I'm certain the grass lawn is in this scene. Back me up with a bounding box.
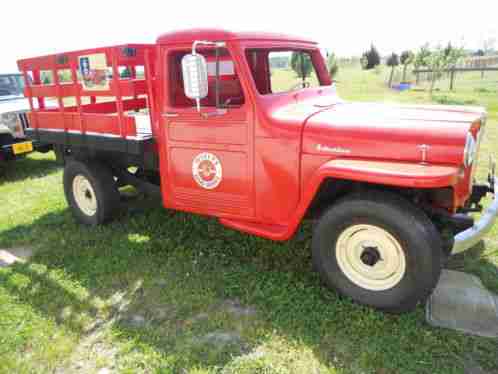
[0,65,497,374]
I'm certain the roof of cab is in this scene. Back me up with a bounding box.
[156,28,317,45]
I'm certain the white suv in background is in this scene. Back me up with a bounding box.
[0,73,50,161]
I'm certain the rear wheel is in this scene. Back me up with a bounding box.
[312,191,443,313]
[63,160,119,225]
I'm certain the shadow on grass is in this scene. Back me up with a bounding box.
[0,151,60,184]
[1,203,497,373]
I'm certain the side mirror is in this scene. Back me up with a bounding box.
[181,53,208,111]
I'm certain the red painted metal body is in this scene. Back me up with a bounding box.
[17,29,486,241]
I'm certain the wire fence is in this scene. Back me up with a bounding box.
[411,67,498,92]
[337,55,498,93]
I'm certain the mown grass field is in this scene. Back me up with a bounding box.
[1,65,497,374]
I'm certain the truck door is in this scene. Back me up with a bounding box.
[160,46,255,219]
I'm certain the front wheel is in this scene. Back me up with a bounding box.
[312,191,443,313]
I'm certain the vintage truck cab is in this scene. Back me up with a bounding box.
[18,29,497,312]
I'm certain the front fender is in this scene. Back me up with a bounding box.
[220,159,460,242]
[289,159,460,238]
[311,159,460,189]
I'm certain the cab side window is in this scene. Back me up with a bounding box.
[168,48,245,108]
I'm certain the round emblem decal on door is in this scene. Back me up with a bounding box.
[192,152,223,190]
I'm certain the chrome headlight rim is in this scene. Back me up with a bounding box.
[463,132,477,168]
[0,112,22,136]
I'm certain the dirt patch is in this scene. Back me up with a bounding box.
[220,299,257,317]
[0,247,35,267]
[201,331,242,347]
[54,323,118,374]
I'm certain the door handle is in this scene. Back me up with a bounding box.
[163,112,179,118]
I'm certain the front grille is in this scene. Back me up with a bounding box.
[18,112,29,130]
[471,117,486,182]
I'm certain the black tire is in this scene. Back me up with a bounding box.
[63,160,120,225]
[312,190,443,313]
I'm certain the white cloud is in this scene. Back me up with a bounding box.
[1,0,497,72]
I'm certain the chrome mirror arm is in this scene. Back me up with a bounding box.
[189,40,226,114]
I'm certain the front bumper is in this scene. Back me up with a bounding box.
[452,177,498,254]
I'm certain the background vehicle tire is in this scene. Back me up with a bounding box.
[36,144,52,153]
[63,160,119,225]
[312,190,443,313]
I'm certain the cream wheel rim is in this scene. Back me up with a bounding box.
[335,224,406,291]
[72,175,97,216]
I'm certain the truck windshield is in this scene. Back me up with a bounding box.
[0,74,25,99]
[245,49,325,95]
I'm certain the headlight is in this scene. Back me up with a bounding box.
[0,112,23,137]
[0,113,18,132]
[463,132,477,167]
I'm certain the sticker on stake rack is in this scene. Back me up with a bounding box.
[192,152,222,190]
[78,53,109,91]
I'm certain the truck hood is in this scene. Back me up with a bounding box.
[303,102,485,165]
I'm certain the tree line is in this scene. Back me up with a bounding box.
[361,43,471,94]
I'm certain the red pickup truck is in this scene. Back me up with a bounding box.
[18,29,497,312]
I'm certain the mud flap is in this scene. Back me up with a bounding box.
[426,270,498,338]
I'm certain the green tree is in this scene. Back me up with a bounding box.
[291,52,313,83]
[413,44,431,85]
[120,67,132,79]
[41,72,52,85]
[414,44,430,69]
[423,42,465,96]
[361,44,381,70]
[482,37,496,55]
[327,52,339,78]
[58,70,72,83]
[386,53,399,88]
[400,50,414,83]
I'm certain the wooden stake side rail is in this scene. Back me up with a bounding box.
[18,44,157,155]
[24,79,149,99]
